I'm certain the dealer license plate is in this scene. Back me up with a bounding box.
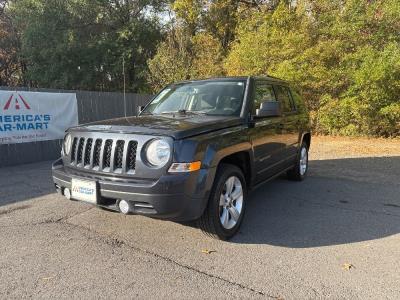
[71,178,97,204]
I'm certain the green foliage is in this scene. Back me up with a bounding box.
[379,103,400,137]
[147,0,233,90]
[1,0,399,136]
[147,29,224,90]
[224,0,400,137]
[318,43,400,137]
[9,0,164,92]
[0,0,22,86]
[147,28,194,91]
[172,0,202,34]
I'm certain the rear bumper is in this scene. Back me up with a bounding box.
[52,158,216,221]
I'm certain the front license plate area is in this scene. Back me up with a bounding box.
[71,178,97,204]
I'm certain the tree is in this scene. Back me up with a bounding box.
[147,28,224,90]
[225,0,400,136]
[9,0,165,92]
[147,28,194,91]
[0,0,23,86]
[2,0,399,136]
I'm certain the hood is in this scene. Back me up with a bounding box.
[70,114,244,139]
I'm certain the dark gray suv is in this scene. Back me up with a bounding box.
[52,76,311,240]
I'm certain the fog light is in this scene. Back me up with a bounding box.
[64,188,71,200]
[119,200,131,214]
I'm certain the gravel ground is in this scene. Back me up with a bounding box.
[310,136,400,159]
[0,136,399,299]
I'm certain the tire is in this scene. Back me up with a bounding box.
[287,141,309,181]
[197,164,247,240]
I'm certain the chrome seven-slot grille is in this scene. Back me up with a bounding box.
[70,137,138,173]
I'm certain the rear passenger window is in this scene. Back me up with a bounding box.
[252,82,277,114]
[290,89,306,113]
[274,85,295,113]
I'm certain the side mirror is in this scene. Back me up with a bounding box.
[256,101,281,117]
[138,105,144,114]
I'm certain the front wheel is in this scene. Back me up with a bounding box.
[197,164,247,240]
[287,142,309,181]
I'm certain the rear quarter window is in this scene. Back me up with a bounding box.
[252,82,277,115]
[290,89,307,114]
[273,85,295,113]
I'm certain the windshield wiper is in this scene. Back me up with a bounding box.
[159,110,206,116]
[179,109,207,115]
[159,111,179,115]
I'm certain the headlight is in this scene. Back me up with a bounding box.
[63,133,72,155]
[145,139,171,167]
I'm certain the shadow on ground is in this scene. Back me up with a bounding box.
[1,157,400,249]
[0,161,55,207]
[230,156,400,247]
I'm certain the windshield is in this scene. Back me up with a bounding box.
[142,80,246,116]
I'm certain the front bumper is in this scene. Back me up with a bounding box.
[52,158,216,221]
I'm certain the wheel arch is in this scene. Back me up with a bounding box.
[216,151,253,188]
[301,132,311,150]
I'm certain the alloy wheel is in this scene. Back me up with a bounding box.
[299,146,308,176]
[219,176,243,230]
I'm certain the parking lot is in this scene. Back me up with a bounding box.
[1,136,399,299]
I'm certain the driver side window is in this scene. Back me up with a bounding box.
[252,82,277,115]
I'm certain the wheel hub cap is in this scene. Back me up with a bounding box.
[219,176,243,230]
[300,147,308,176]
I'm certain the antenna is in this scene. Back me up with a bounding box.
[123,56,127,118]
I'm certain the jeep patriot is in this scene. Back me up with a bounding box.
[52,76,311,240]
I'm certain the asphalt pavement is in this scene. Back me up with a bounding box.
[1,137,399,299]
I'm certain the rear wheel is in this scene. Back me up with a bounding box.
[197,164,247,240]
[287,141,309,181]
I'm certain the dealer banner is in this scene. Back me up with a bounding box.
[0,90,78,144]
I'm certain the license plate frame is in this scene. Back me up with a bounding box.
[71,178,98,204]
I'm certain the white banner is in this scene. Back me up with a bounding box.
[0,90,78,144]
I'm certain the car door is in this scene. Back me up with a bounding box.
[248,80,287,183]
[273,85,300,166]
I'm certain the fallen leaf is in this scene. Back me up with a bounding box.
[342,263,355,270]
[201,249,216,254]
[41,276,54,280]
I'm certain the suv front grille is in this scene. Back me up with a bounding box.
[127,141,138,171]
[93,139,102,167]
[114,140,125,169]
[71,137,78,161]
[70,136,138,173]
[84,138,93,166]
[76,138,85,164]
[103,139,113,168]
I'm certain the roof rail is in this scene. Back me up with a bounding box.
[265,75,282,80]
